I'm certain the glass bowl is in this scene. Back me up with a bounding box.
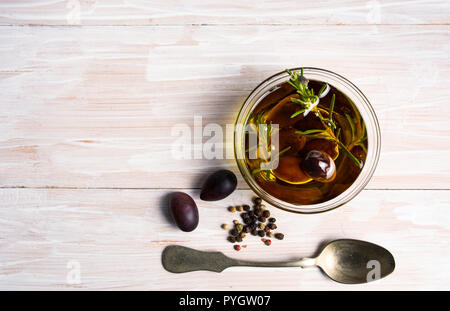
[234,67,381,214]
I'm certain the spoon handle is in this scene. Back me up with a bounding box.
[161,245,316,273]
[230,257,316,269]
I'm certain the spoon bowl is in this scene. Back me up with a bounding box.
[315,239,395,284]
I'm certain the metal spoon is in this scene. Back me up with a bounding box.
[162,239,395,284]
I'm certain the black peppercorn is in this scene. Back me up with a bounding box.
[262,210,270,218]
[241,212,249,219]
[251,229,258,236]
[255,209,263,217]
[257,230,265,237]
[274,233,284,240]
[243,226,251,233]
[230,229,239,236]
[243,204,250,211]
[253,197,262,205]
[244,218,252,225]
[248,211,254,217]
[268,217,276,223]
[258,216,266,223]
[228,236,236,243]
[236,236,243,242]
[268,223,277,230]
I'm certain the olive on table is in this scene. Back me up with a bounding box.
[169,192,199,232]
[301,150,336,182]
[200,169,237,201]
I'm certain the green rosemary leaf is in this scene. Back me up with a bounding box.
[314,134,362,167]
[277,146,292,157]
[318,83,328,97]
[335,140,362,168]
[287,80,298,90]
[345,113,356,138]
[300,67,304,76]
[290,109,306,119]
[329,94,335,122]
[355,142,368,154]
[291,97,307,106]
[295,129,326,135]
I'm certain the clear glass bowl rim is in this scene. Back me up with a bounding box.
[234,67,381,214]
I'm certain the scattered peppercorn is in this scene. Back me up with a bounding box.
[230,229,239,236]
[228,236,236,243]
[225,199,284,250]
[274,233,284,240]
[268,223,277,230]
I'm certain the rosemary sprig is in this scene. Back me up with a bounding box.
[276,146,292,158]
[329,94,335,122]
[286,68,365,168]
[315,134,362,168]
[318,83,329,97]
[290,109,306,119]
[295,129,326,135]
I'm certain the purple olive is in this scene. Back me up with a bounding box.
[302,150,336,182]
[200,169,237,201]
[169,192,199,232]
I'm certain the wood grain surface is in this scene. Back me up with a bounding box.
[1,188,449,290]
[0,0,449,290]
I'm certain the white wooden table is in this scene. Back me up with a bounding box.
[0,0,449,290]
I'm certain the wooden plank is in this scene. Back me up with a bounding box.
[0,25,449,189]
[0,188,448,290]
[0,0,448,25]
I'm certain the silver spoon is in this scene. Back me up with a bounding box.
[162,239,395,284]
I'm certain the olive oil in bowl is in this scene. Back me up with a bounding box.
[235,68,379,212]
